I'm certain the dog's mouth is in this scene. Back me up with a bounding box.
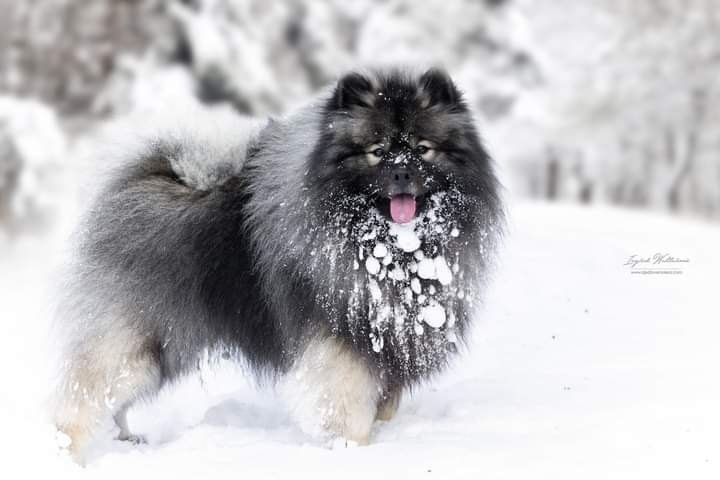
[376,194,428,224]
[389,194,416,224]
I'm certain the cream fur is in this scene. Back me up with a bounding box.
[284,336,381,444]
[53,326,161,462]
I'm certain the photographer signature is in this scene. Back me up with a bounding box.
[624,253,689,274]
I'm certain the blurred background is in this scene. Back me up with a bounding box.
[1,0,719,240]
[1,3,719,473]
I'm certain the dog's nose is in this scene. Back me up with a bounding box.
[390,168,415,191]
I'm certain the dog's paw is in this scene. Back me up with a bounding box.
[116,433,147,445]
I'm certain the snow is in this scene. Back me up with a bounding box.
[410,277,422,295]
[420,303,446,329]
[389,222,421,253]
[381,253,392,266]
[372,243,388,258]
[433,256,453,286]
[416,258,436,280]
[346,194,468,357]
[364,256,380,275]
[387,266,406,282]
[1,202,719,478]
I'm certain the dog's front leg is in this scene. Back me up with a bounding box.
[287,335,380,445]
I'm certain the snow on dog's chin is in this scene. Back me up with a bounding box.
[344,192,472,357]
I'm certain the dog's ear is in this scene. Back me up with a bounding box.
[419,68,461,107]
[331,72,374,110]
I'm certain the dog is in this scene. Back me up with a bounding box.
[53,68,503,461]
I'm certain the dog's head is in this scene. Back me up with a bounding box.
[308,68,497,226]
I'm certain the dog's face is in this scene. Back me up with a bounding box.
[308,69,494,226]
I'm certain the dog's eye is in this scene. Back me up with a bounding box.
[416,141,435,160]
[366,144,385,166]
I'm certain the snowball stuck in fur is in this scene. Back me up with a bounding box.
[373,243,388,258]
[421,303,446,328]
[365,256,381,275]
[434,256,453,286]
[417,258,436,279]
[389,223,421,252]
[410,277,422,295]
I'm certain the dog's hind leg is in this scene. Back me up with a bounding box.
[54,329,162,462]
[113,405,146,444]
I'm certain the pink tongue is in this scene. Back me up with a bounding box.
[390,194,416,224]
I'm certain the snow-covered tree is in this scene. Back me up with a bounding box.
[1,0,718,225]
[0,97,67,233]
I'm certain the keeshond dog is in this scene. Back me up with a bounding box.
[53,68,502,461]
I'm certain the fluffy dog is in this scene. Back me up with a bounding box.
[53,68,503,460]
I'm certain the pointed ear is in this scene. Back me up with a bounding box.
[419,68,460,107]
[331,72,374,110]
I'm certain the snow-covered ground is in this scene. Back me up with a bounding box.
[0,201,717,479]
